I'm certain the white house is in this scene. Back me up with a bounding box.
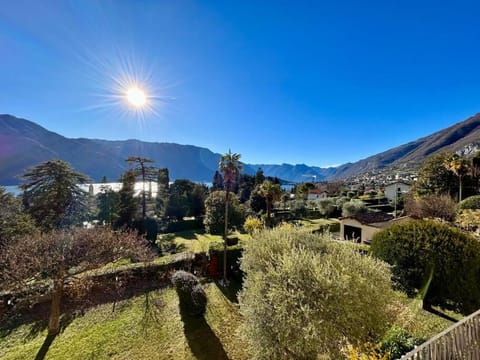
[384,181,411,202]
[340,213,411,244]
[307,189,329,200]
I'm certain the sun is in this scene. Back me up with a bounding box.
[126,87,147,107]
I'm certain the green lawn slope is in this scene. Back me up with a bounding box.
[0,283,248,360]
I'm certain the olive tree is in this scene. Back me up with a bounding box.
[239,228,394,359]
[0,227,152,335]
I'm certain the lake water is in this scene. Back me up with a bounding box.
[3,185,21,196]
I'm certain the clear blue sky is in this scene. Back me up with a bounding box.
[1,0,480,167]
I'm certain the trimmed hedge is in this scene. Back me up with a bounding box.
[165,218,204,233]
[371,219,480,314]
[171,270,207,316]
[458,195,480,210]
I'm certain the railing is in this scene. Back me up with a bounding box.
[400,308,480,359]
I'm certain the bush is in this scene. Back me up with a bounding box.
[204,191,245,235]
[171,270,207,316]
[406,194,457,221]
[380,326,423,359]
[164,218,204,233]
[239,228,394,359]
[244,216,263,235]
[371,219,480,314]
[342,199,368,217]
[458,195,480,210]
[133,217,158,242]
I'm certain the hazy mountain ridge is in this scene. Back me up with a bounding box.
[2,113,480,185]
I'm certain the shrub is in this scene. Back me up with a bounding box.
[342,199,368,217]
[244,216,263,235]
[458,195,480,210]
[405,194,456,221]
[380,326,423,359]
[204,191,245,235]
[239,228,394,359]
[164,218,204,233]
[371,219,480,314]
[171,270,207,316]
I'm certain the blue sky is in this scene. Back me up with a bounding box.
[1,0,480,167]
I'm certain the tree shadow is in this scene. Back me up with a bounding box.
[179,306,229,360]
[214,279,241,304]
[424,306,459,323]
[34,333,57,360]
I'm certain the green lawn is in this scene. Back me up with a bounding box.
[0,282,249,360]
[296,218,340,232]
[157,230,251,254]
[0,282,462,360]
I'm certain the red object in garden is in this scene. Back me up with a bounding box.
[208,255,219,278]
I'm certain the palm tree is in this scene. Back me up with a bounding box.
[445,155,470,201]
[219,150,242,284]
[260,180,282,226]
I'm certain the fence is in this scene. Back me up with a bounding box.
[400,308,480,359]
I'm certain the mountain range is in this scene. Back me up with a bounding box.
[1,113,480,185]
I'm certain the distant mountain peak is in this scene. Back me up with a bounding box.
[2,113,480,185]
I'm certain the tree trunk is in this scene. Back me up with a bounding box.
[459,176,463,202]
[48,275,64,336]
[223,189,230,284]
[142,167,146,219]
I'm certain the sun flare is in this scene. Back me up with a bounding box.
[126,87,147,107]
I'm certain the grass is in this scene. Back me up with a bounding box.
[0,282,248,360]
[0,281,464,360]
[157,230,251,254]
[390,291,463,341]
[296,218,340,232]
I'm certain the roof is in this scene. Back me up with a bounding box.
[341,212,394,225]
[385,181,412,187]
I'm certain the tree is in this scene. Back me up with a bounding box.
[165,179,196,220]
[219,150,243,283]
[317,198,336,218]
[0,187,36,245]
[414,152,457,196]
[125,157,156,219]
[342,199,368,217]
[444,155,470,201]
[115,170,137,228]
[371,219,480,314]
[20,160,89,230]
[211,171,224,191]
[189,183,207,217]
[156,168,170,217]
[97,176,119,225]
[254,167,265,186]
[0,227,152,335]
[238,173,255,203]
[259,180,281,226]
[239,228,393,359]
[204,191,245,235]
[405,194,457,221]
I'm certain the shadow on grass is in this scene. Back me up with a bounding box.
[214,279,241,304]
[424,306,459,323]
[34,333,57,360]
[179,306,229,360]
